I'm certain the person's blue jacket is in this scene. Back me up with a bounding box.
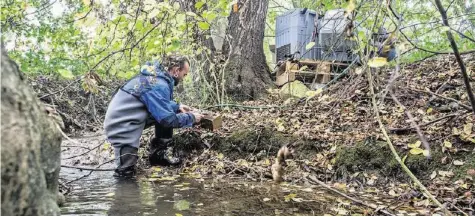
[104,60,194,150]
[121,60,195,128]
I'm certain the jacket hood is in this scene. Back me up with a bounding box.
[140,60,174,85]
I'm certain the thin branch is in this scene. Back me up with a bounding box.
[63,158,116,185]
[434,0,475,114]
[366,66,451,215]
[388,72,432,157]
[307,175,394,216]
[65,0,94,24]
[63,142,103,160]
[389,113,459,132]
[90,12,167,71]
[448,26,475,43]
[39,77,83,99]
[62,145,92,150]
[61,164,115,171]
[23,0,57,16]
[400,30,475,55]
[445,0,456,13]
[368,3,451,215]
[409,88,473,111]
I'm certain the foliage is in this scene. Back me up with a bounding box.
[2,0,231,80]
[2,0,474,103]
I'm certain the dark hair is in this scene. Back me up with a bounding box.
[162,54,189,71]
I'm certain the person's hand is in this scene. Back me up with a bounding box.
[191,112,204,123]
[179,104,191,113]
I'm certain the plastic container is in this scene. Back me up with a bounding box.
[275,8,319,61]
[318,9,356,52]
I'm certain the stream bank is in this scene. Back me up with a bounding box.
[34,54,474,215]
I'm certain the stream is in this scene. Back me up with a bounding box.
[59,133,425,216]
[61,168,216,216]
[60,166,333,216]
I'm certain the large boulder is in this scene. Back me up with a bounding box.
[1,46,62,215]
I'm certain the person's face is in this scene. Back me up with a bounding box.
[170,62,189,82]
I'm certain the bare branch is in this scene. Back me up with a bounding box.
[434,0,475,114]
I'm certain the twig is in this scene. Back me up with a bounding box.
[374,6,451,214]
[366,65,452,216]
[63,158,116,185]
[387,66,432,156]
[409,88,472,111]
[63,142,103,160]
[56,124,85,146]
[306,175,394,216]
[204,104,286,110]
[389,113,458,132]
[434,0,475,115]
[39,77,82,99]
[61,145,92,150]
[452,205,468,216]
[61,164,115,171]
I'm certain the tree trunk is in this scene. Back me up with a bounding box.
[223,0,272,100]
[1,45,62,215]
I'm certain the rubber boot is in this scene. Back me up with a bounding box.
[113,145,138,178]
[149,138,181,166]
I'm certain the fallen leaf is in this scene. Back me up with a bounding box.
[291,197,304,202]
[443,140,452,148]
[388,190,397,196]
[174,200,190,211]
[284,193,297,202]
[438,170,454,177]
[175,213,182,216]
[263,198,271,202]
[453,160,464,166]
[410,148,424,155]
[408,141,421,148]
[426,107,433,114]
[368,57,388,68]
[463,123,473,135]
[430,171,437,180]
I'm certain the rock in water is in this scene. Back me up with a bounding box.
[1,45,62,215]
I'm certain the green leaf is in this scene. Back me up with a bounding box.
[174,200,190,211]
[410,148,424,155]
[195,1,205,10]
[305,42,315,50]
[197,22,210,30]
[284,193,296,202]
[441,26,450,32]
[443,140,452,148]
[368,57,388,68]
[185,11,197,17]
[408,141,421,149]
[58,69,74,79]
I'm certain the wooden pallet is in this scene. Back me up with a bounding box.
[275,60,346,86]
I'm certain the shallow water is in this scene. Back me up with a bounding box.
[61,168,209,216]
